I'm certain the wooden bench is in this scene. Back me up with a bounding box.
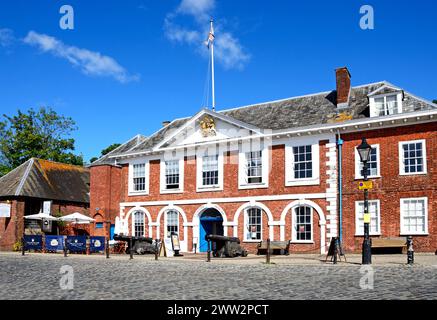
[257,241,290,255]
[371,237,407,253]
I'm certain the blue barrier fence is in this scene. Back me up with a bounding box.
[23,235,43,251]
[89,236,105,252]
[67,236,87,253]
[45,235,65,251]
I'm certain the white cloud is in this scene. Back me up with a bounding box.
[23,31,139,83]
[165,0,250,70]
[0,28,14,47]
[177,0,215,20]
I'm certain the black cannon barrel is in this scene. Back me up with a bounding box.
[206,234,240,243]
[113,234,153,243]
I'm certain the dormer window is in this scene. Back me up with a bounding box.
[369,93,402,117]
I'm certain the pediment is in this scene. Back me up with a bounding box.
[155,109,262,149]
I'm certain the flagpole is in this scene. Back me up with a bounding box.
[210,18,215,112]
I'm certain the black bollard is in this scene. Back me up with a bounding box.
[155,239,159,261]
[63,237,68,257]
[266,238,271,264]
[407,236,414,265]
[333,237,338,264]
[106,238,110,259]
[21,236,25,256]
[207,240,211,262]
[129,237,133,260]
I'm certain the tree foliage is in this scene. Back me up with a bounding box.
[433,100,437,104]
[90,143,121,163]
[0,107,83,176]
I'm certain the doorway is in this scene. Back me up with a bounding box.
[199,208,224,252]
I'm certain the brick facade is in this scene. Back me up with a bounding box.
[341,122,437,252]
[91,140,335,254]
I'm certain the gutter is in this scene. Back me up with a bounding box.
[336,132,344,244]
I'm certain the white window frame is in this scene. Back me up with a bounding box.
[128,159,150,196]
[160,156,184,194]
[398,140,427,176]
[243,207,263,242]
[238,144,269,189]
[132,211,146,237]
[164,210,180,238]
[369,93,403,117]
[291,206,314,244]
[196,150,224,192]
[355,200,381,236]
[285,138,320,186]
[400,197,428,235]
[354,144,380,179]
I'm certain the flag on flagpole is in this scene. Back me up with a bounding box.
[205,19,215,48]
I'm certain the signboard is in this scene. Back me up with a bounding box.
[43,201,52,214]
[171,233,181,251]
[358,181,373,190]
[24,235,43,251]
[363,212,371,224]
[163,238,174,256]
[90,236,105,252]
[0,203,11,218]
[45,235,65,251]
[67,236,87,252]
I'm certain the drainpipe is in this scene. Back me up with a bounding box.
[337,133,344,244]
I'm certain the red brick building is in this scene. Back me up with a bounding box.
[90,67,436,254]
[0,158,90,250]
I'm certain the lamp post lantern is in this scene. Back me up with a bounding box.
[357,138,373,265]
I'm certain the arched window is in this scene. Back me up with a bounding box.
[166,210,179,238]
[133,211,145,237]
[244,207,262,241]
[292,206,313,242]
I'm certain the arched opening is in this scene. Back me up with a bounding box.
[198,208,224,252]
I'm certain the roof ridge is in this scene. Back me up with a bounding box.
[35,158,87,170]
[15,158,34,196]
[0,159,31,183]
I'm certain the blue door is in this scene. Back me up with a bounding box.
[110,224,115,240]
[199,213,224,252]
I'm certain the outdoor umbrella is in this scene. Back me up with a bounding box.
[58,212,95,224]
[24,213,59,221]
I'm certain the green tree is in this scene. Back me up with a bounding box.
[90,143,121,163]
[433,100,437,104]
[0,107,83,176]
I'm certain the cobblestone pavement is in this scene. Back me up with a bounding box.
[1,253,436,300]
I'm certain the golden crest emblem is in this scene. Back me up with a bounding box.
[199,116,217,137]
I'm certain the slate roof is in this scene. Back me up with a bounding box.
[0,158,90,203]
[91,81,437,165]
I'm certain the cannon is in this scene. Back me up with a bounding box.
[205,234,248,258]
[113,234,158,255]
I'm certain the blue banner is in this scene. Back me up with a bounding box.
[89,236,105,252]
[45,235,65,251]
[67,236,87,252]
[23,235,43,251]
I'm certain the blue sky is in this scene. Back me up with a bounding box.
[0,0,436,162]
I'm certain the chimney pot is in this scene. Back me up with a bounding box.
[336,67,351,108]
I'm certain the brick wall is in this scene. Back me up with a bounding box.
[90,165,122,238]
[341,122,437,252]
[91,142,333,254]
[0,199,25,250]
[0,198,89,251]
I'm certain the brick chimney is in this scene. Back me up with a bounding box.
[335,67,351,108]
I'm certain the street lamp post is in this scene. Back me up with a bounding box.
[357,138,373,265]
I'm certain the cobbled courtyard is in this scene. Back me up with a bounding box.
[1,253,437,300]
